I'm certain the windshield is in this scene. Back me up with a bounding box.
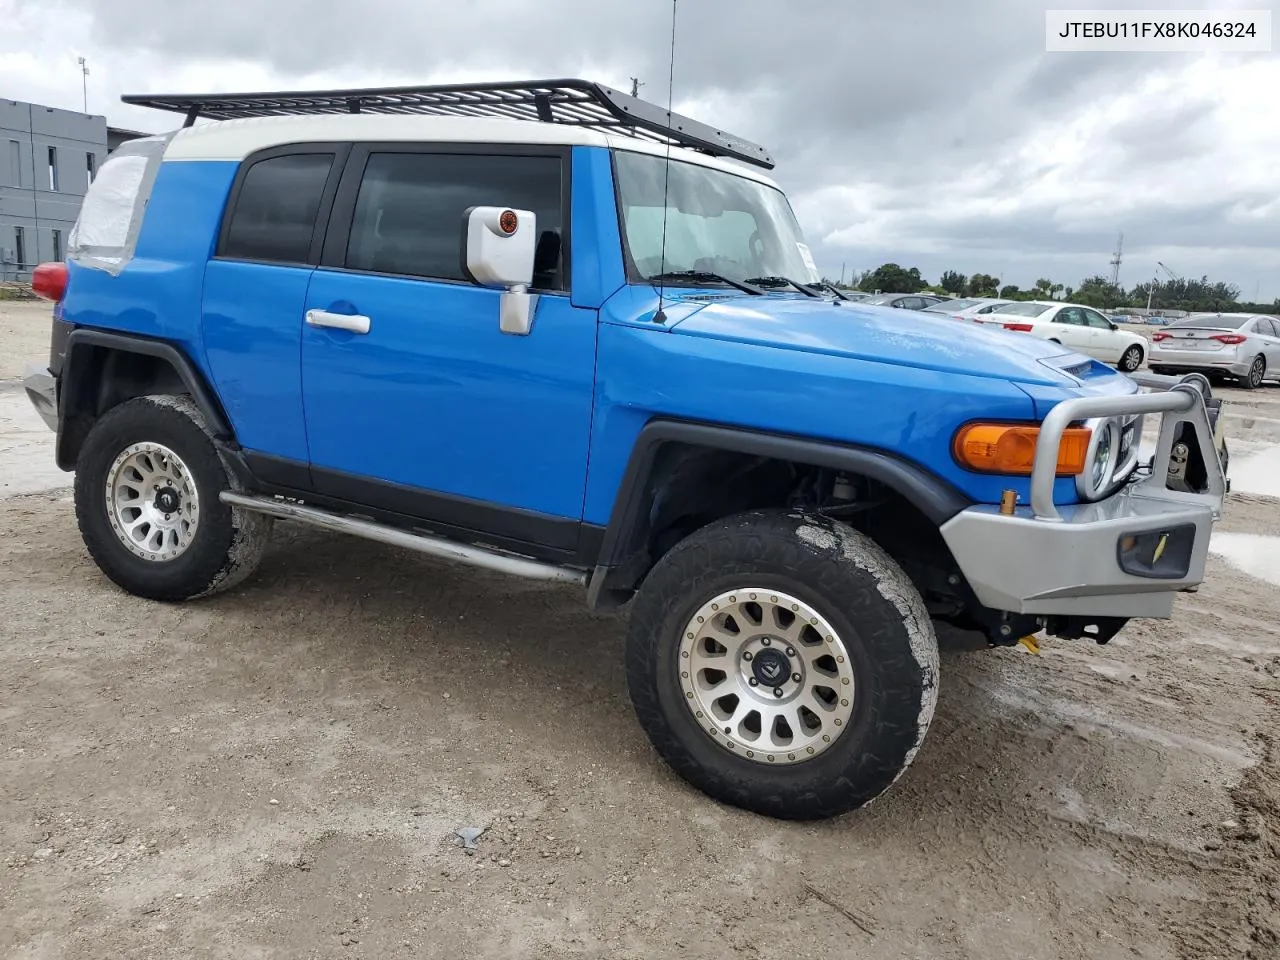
[992,302,1052,317]
[614,150,817,286]
[1169,314,1251,329]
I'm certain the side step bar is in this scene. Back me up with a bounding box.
[219,492,588,585]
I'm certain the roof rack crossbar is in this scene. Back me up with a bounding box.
[125,78,774,168]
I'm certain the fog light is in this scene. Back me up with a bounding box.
[1117,525,1196,579]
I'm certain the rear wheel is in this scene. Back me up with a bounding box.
[1240,355,1265,390]
[1119,343,1144,372]
[625,510,939,820]
[74,395,272,601]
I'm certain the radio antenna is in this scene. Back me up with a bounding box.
[653,0,677,324]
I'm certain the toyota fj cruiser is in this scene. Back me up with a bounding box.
[23,80,1229,820]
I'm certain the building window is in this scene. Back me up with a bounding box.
[14,226,26,269]
[7,140,19,186]
[47,146,58,191]
[52,229,63,262]
[86,152,96,187]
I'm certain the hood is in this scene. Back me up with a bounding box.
[664,295,1106,387]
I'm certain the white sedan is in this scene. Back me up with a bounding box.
[1149,313,1280,390]
[975,300,1148,372]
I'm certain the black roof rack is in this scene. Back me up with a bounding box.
[120,78,775,170]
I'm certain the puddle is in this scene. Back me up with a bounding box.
[1226,444,1280,498]
[1209,531,1280,587]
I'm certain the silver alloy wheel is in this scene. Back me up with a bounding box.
[1249,356,1265,387]
[679,589,857,764]
[105,441,201,561]
[1121,345,1142,371]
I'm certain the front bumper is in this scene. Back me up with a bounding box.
[23,365,58,432]
[940,372,1227,620]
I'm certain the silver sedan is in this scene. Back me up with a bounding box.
[1149,313,1280,390]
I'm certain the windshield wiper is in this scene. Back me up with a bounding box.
[745,276,821,298]
[648,270,765,296]
[806,281,851,301]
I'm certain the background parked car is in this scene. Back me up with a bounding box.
[921,297,1014,321]
[976,300,1148,372]
[1149,313,1280,390]
[860,293,946,310]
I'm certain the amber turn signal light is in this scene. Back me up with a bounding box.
[953,423,1092,476]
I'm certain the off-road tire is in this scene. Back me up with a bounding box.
[74,394,272,601]
[625,509,940,820]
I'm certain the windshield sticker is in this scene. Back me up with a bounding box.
[796,242,819,281]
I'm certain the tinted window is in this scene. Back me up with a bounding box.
[1056,308,1086,325]
[222,154,334,263]
[1261,318,1280,337]
[345,152,565,290]
[1083,309,1113,328]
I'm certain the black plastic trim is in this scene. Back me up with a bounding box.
[240,454,603,567]
[319,141,572,295]
[213,141,352,267]
[587,418,974,608]
[57,329,233,469]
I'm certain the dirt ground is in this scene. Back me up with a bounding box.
[2,299,1278,960]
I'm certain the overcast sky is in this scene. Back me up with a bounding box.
[4,0,1277,299]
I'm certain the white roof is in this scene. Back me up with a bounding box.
[162,114,781,188]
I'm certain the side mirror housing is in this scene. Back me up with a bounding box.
[464,206,538,335]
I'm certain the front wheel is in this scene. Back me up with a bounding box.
[1119,343,1144,372]
[74,394,273,601]
[625,510,939,820]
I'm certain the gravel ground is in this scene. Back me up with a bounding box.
[2,300,1278,959]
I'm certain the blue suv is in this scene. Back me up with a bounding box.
[23,80,1229,819]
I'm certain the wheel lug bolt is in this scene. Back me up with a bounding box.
[791,673,802,683]
[761,637,771,646]
[773,687,784,698]
[785,647,796,657]
[748,678,759,687]
[743,651,753,662]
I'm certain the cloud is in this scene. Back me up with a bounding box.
[4,0,1277,298]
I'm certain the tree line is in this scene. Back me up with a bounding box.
[829,263,1278,315]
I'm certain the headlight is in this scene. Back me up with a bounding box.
[1076,416,1133,501]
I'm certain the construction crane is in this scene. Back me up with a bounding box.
[1157,261,1181,282]
[1109,233,1123,287]
[1146,261,1182,312]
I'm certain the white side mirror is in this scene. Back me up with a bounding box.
[464,206,538,336]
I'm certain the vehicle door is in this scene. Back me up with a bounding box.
[299,143,598,554]
[1045,307,1093,354]
[1082,308,1123,361]
[202,145,347,466]
[1255,317,1280,372]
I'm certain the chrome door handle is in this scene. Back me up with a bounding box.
[306,309,371,334]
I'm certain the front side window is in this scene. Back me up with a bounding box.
[343,152,566,290]
[221,153,334,264]
[613,150,816,286]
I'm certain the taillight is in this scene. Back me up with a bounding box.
[1152,333,1171,341]
[1211,334,1247,344]
[31,262,69,302]
[1002,322,1034,332]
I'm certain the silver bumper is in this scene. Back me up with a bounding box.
[940,372,1227,619]
[23,365,58,432]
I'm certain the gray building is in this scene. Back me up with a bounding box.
[1,99,150,281]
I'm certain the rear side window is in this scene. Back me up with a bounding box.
[220,154,334,264]
[342,152,566,290]
[67,133,172,276]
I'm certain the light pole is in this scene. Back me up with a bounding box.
[78,57,89,113]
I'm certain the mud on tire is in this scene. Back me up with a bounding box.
[625,509,940,820]
[74,394,272,602]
